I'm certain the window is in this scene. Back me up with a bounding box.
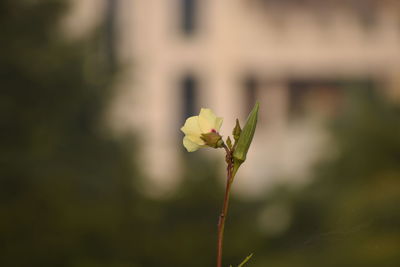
[181,0,197,35]
[287,79,355,119]
[181,73,198,122]
[243,75,259,116]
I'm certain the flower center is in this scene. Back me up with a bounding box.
[211,129,217,133]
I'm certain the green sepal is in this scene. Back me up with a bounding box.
[201,132,223,148]
[232,119,242,142]
[232,102,259,174]
[226,136,233,150]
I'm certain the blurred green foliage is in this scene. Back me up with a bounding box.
[1,1,399,266]
[0,0,141,265]
[251,90,400,267]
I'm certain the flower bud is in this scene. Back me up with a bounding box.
[232,119,242,142]
[226,136,233,150]
[233,102,259,173]
[201,132,223,148]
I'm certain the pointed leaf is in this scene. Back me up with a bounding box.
[226,136,233,150]
[233,102,259,174]
[237,253,253,267]
[232,118,242,142]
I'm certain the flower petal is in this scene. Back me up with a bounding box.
[186,134,205,145]
[198,108,218,133]
[181,116,201,135]
[181,116,204,145]
[183,136,200,152]
[214,117,223,132]
[180,108,224,152]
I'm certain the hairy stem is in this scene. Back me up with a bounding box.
[217,145,234,267]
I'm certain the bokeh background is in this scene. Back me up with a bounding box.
[2,0,400,266]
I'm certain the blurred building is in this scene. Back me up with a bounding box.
[69,0,400,195]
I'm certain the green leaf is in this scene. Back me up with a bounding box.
[237,253,253,267]
[233,102,259,175]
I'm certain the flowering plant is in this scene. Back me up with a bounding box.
[181,108,224,152]
[181,103,259,267]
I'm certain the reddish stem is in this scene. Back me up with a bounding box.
[217,145,234,267]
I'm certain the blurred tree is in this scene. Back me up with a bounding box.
[253,89,400,267]
[0,0,143,266]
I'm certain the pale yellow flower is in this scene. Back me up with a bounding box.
[181,108,223,152]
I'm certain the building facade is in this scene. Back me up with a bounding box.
[70,0,400,196]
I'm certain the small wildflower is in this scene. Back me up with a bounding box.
[180,103,259,267]
[180,108,223,152]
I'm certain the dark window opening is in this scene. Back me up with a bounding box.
[104,0,119,72]
[243,75,259,117]
[181,0,197,35]
[181,74,198,123]
[288,79,375,119]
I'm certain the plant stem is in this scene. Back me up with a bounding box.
[217,145,234,267]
